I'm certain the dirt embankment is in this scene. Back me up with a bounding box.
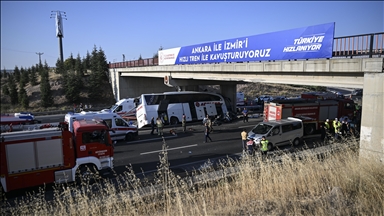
[1,72,115,113]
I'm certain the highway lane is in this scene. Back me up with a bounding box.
[112,119,258,175]
[111,116,322,178]
[2,116,325,206]
[34,113,322,177]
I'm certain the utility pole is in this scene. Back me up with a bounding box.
[50,11,67,63]
[36,52,44,65]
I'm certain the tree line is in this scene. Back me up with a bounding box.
[1,45,109,110]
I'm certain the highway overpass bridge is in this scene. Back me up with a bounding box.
[108,32,384,163]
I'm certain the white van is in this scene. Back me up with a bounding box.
[247,117,303,151]
[64,111,138,141]
[103,98,138,117]
[236,92,245,106]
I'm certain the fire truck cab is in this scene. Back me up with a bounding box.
[65,111,138,141]
[0,120,114,192]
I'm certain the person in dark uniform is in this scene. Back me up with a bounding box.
[320,123,326,144]
[150,117,156,135]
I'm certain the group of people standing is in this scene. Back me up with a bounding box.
[241,129,269,157]
[150,116,164,136]
[73,103,92,112]
[320,115,359,143]
[150,114,188,136]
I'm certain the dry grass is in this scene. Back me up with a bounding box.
[1,140,383,216]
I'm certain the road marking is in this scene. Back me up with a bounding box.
[140,144,198,155]
[126,134,178,144]
[238,125,254,129]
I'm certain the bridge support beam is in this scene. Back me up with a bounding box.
[118,76,174,99]
[180,85,199,91]
[220,84,237,113]
[360,72,384,163]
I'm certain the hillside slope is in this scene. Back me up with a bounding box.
[1,72,116,113]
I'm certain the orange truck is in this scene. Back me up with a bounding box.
[0,120,114,192]
[263,97,356,135]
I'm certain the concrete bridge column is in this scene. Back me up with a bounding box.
[220,84,237,112]
[360,72,384,163]
[109,69,120,102]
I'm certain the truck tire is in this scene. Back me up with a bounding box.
[125,133,134,141]
[170,117,179,125]
[267,143,274,151]
[76,164,99,182]
[304,124,315,135]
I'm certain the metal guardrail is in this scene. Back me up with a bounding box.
[109,32,384,69]
[333,32,384,58]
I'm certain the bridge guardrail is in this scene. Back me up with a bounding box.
[109,32,384,69]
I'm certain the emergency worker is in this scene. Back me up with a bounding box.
[242,107,249,123]
[150,117,156,135]
[333,118,341,140]
[181,114,187,133]
[324,119,331,133]
[241,129,247,151]
[260,136,269,157]
[156,117,164,136]
[205,115,213,132]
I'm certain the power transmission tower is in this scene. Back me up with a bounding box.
[36,52,44,65]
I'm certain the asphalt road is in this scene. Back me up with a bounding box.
[34,112,322,178]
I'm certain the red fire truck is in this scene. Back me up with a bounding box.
[263,97,356,135]
[0,120,114,192]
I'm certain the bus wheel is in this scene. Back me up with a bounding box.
[170,117,179,125]
[125,133,134,141]
[304,124,315,135]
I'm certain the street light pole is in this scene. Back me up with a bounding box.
[50,11,67,63]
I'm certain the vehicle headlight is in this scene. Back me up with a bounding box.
[254,138,261,145]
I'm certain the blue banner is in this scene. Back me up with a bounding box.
[164,23,335,65]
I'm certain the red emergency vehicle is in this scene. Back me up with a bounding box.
[0,120,114,192]
[263,97,356,135]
